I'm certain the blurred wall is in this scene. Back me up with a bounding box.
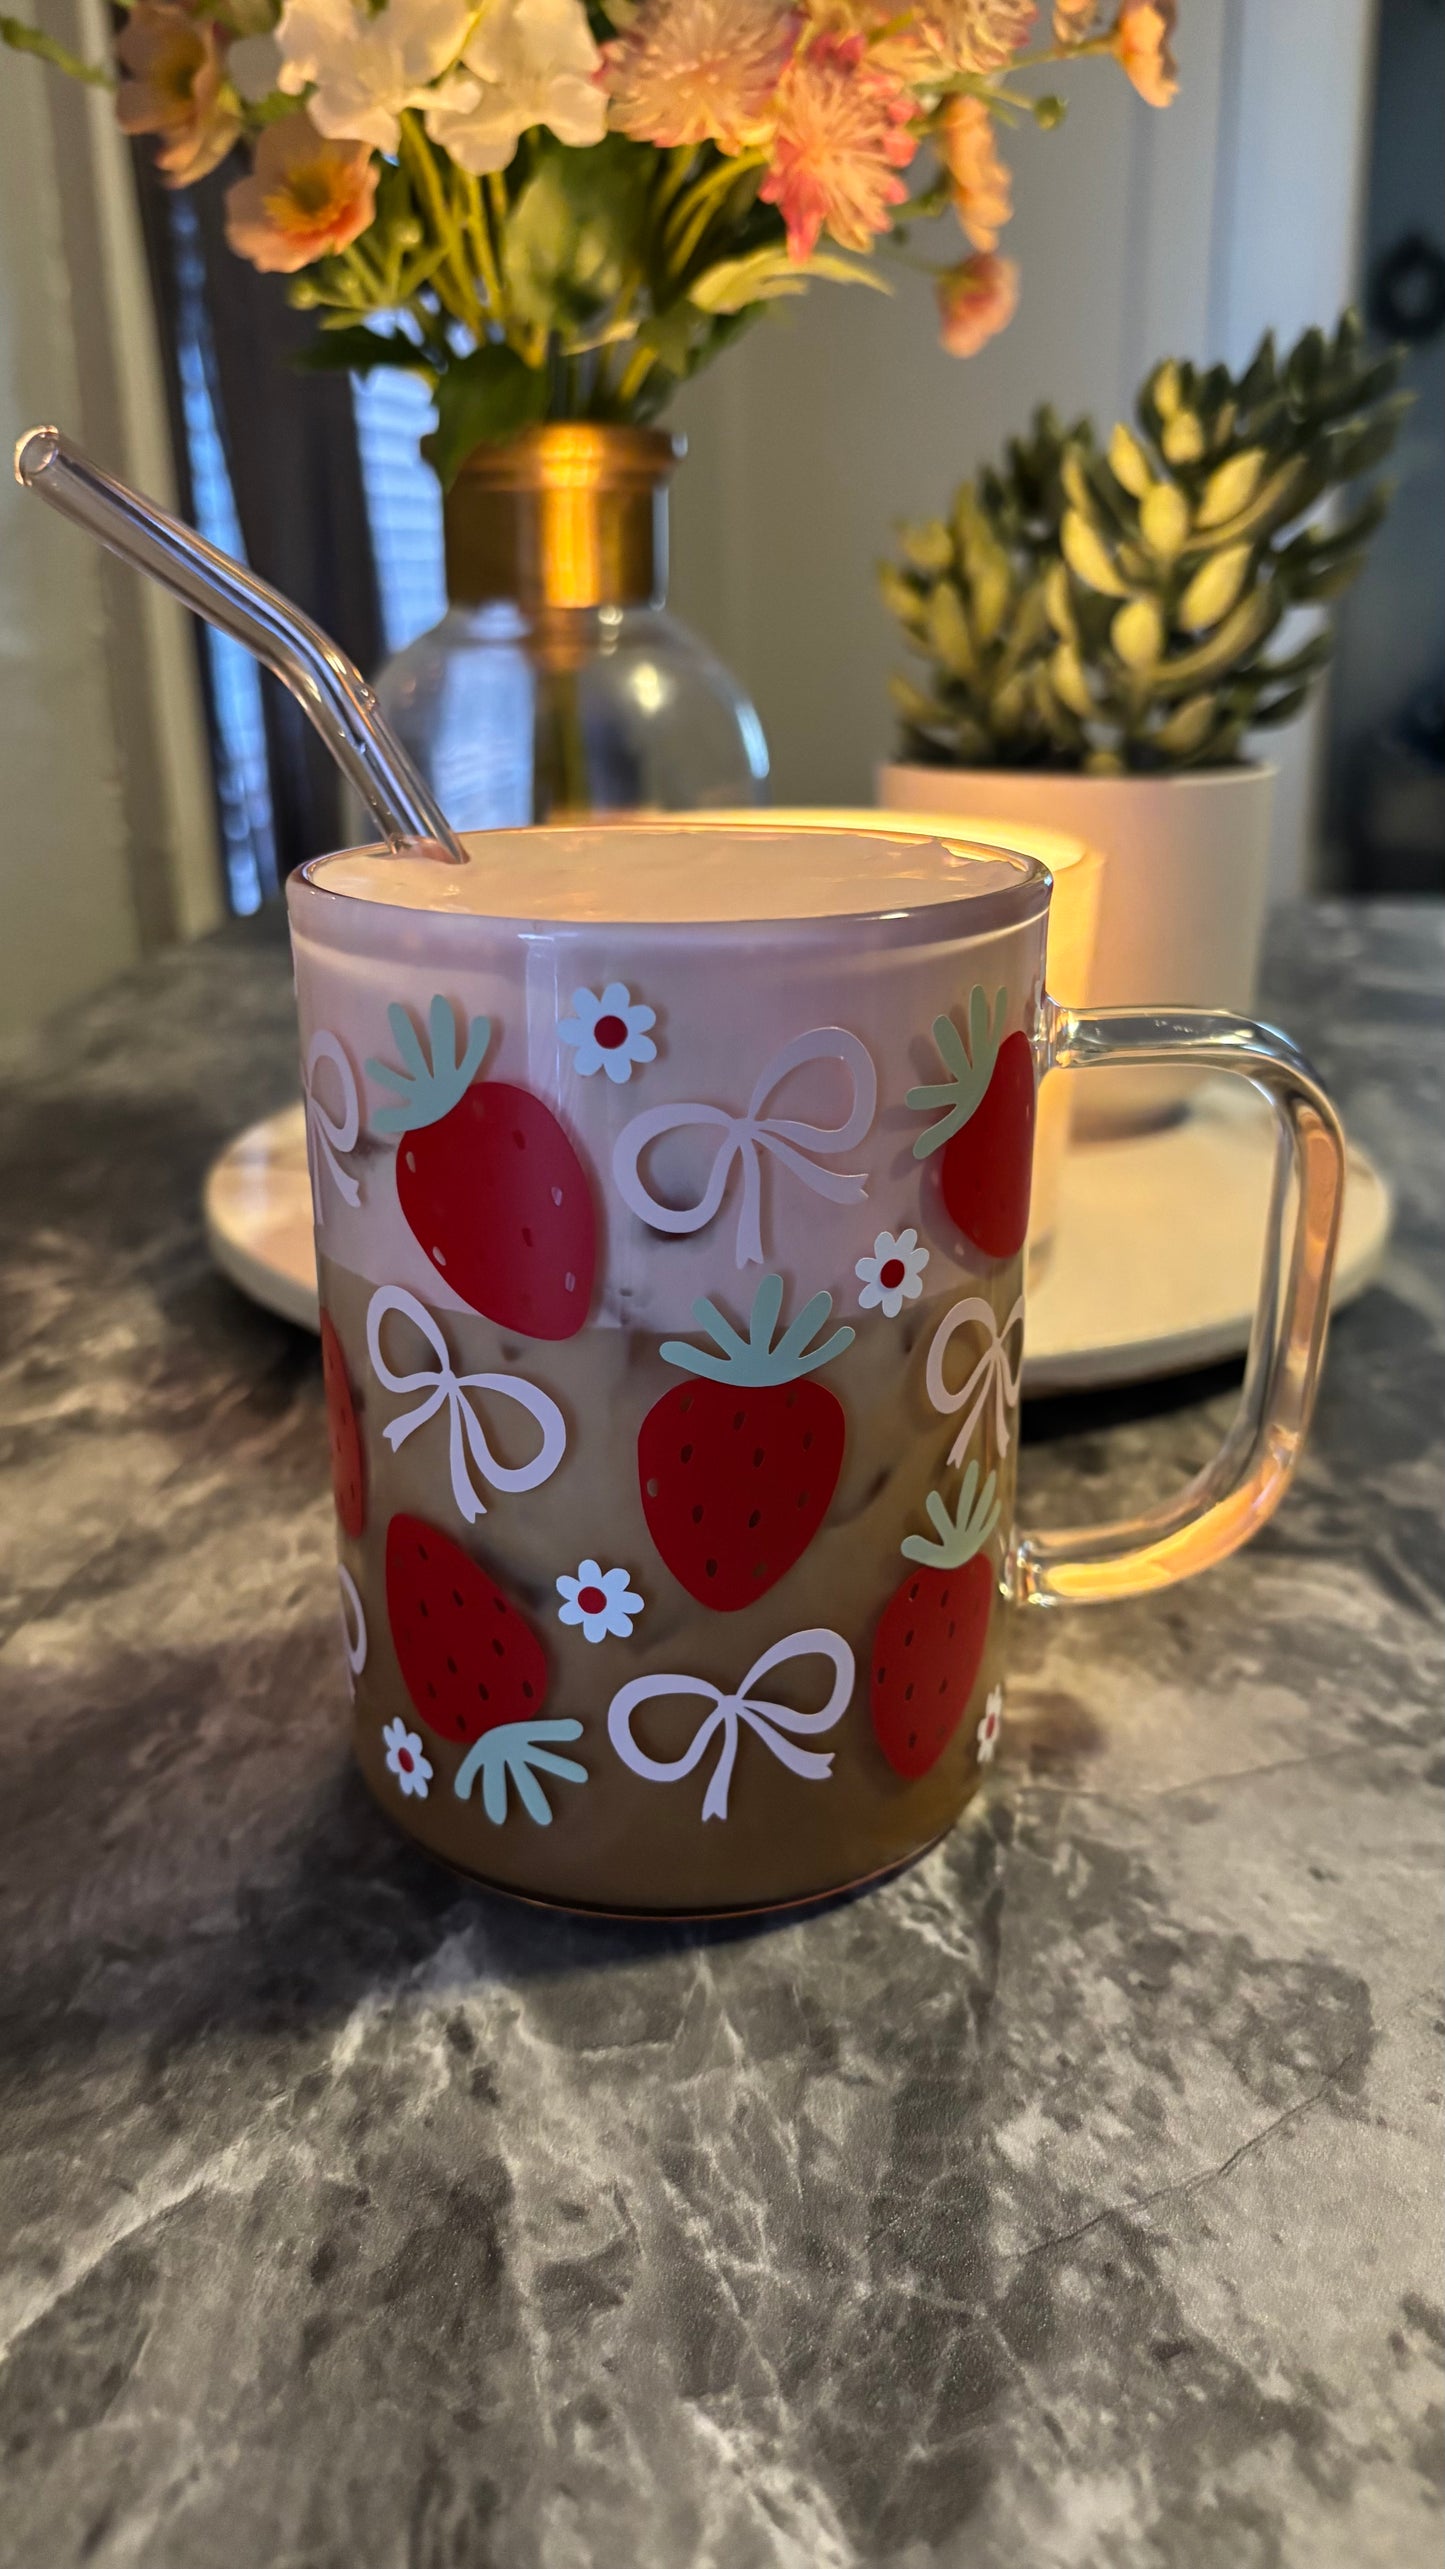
[670,0,1378,900]
[0,0,219,1040]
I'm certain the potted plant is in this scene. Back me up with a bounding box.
[878,315,1407,1127]
[9,0,1177,825]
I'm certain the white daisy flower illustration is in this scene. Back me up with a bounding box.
[976,1684,1004,1765]
[382,1716,433,1798]
[558,981,657,1083]
[856,1226,930,1318]
[556,1558,644,1643]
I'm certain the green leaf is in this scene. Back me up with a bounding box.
[1150,589,1280,696]
[426,345,546,489]
[991,673,1033,737]
[1161,410,1206,466]
[1151,695,1218,758]
[1285,552,1367,605]
[897,519,955,578]
[1140,482,1191,560]
[504,134,652,339]
[1246,682,1313,728]
[889,673,951,731]
[1062,509,1129,597]
[926,581,978,682]
[295,328,434,380]
[1196,448,1266,528]
[1049,642,1094,718]
[1107,423,1153,498]
[1252,633,1332,688]
[690,246,888,313]
[878,563,930,635]
[1185,454,1307,550]
[1285,325,1327,398]
[1111,598,1164,671]
[1044,560,1078,644]
[1327,401,1410,482]
[1178,542,1253,633]
[0,11,112,85]
[969,543,1013,648]
[1149,359,1182,420]
[1237,330,1278,411]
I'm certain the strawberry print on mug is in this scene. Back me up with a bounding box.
[384,1515,587,1828]
[870,1463,1001,1780]
[368,995,596,1340]
[638,1274,852,1610]
[907,986,1035,1261]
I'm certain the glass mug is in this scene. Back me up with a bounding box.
[287,823,1344,1916]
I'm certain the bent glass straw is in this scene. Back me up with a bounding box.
[14,426,468,868]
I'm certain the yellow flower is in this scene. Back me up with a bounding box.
[115,4,240,187]
[224,110,379,273]
[1113,0,1178,107]
[936,250,1019,355]
[939,95,1012,254]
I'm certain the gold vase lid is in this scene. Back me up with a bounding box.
[443,424,683,613]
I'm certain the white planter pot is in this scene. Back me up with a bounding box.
[879,763,1276,1137]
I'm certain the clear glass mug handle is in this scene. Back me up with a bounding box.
[1013,1001,1347,1608]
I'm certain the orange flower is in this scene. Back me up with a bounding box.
[224,112,379,274]
[1113,0,1178,107]
[936,250,1019,355]
[939,94,1012,253]
[115,4,240,187]
[760,30,917,263]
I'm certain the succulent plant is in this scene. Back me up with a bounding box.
[882,313,1409,773]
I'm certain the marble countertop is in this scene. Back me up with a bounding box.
[0,903,1440,2569]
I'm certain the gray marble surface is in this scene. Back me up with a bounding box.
[0,903,1440,2569]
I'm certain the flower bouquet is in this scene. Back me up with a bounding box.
[7,0,1179,483]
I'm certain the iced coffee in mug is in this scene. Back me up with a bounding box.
[288,823,1343,1915]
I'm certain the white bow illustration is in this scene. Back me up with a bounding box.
[926,1294,1025,1467]
[612,1027,877,1269]
[336,1563,367,1698]
[608,1628,854,1822]
[304,1030,362,1223]
[366,1286,566,1526]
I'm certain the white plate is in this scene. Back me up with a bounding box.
[203,1083,1391,1394]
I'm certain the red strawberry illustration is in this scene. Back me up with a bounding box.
[320,1309,366,1537]
[906,985,1035,1260]
[870,1462,1000,1778]
[384,1514,585,1822]
[368,997,595,1341]
[638,1274,853,1611]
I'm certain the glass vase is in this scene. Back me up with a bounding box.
[370,425,769,828]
